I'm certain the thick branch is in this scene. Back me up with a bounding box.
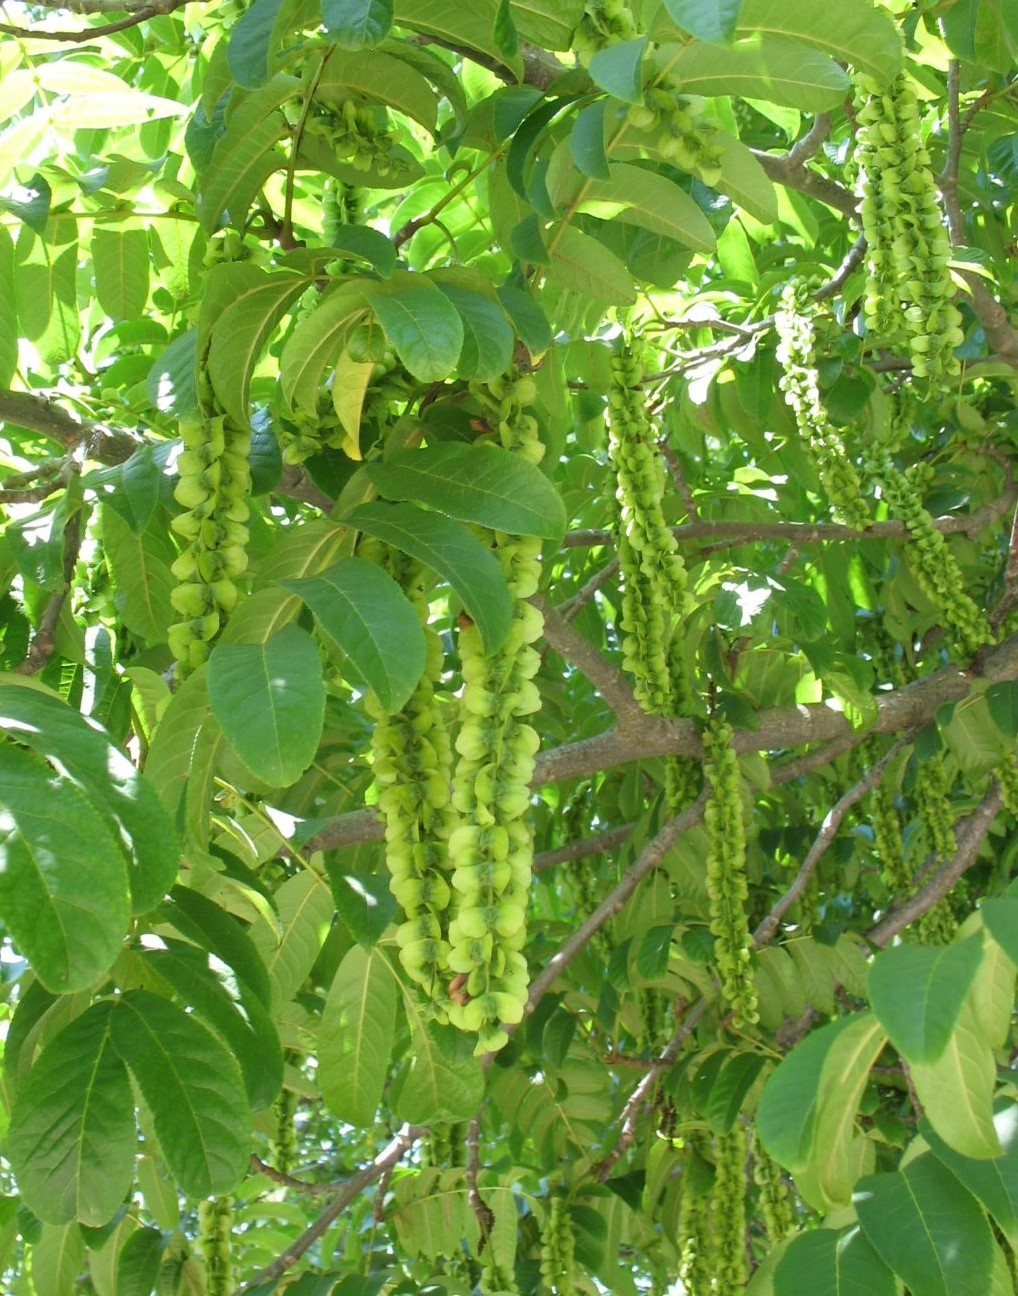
[534,595,642,723]
[753,150,857,218]
[0,390,137,462]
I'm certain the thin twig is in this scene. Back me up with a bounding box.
[533,822,633,874]
[465,1111,494,1249]
[754,733,914,946]
[248,1155,336,1196]
[558,558,620,622]
[0,0,188,41]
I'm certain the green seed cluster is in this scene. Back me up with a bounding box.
[539,1194,576,1296]
[752,1142,793,1244]
[915,755,955,864]
[677,1146,715,1296]
[996,760,1018,818]
[276,359,407,465]
[202,228,265,268]
[868,446,990,658]
[872,783,910,898]
[369,555,457,1016]
[712,1129,748,1290]
[855,73,964,391]
[607,342,689,715]
[305,99,404,176]
[626,89,723,186]
[703,714,759,1028]
[169,404,251,673]
[775,282,871,531]
[446,371,545,1055]
[269,1085,297,1174]
[197,1197,233,1296]
[572,0,638,62]
[323,179,361,245]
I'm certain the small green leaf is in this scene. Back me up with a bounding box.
[110,991,251,1198]
[924,1104,1018,1249]
[281,557,426,713]
[362,273,464,381]
[30,1223,84,1296]
[868,936,983,1065]
[7,1002,134,1226]
[735,0,903,86]
[147,328,198,415]
[496,284,553,356]
[163,884,273,1008]
[433,282,515,382]
[324,225,397,277]
[569,101,612,180]
[588,36,648,104]
[987,680,1018,737]
[226,0,284,87]
[0,226,16,387]
[634,925,673,980]
[545,225,637,306]
[249,869,334,1009]
[909,1000,1001,1159]
[319,944,398,1127]
[705,1052,767,1135]
[366,443,567,540]
[493,0,519,59]
[663,0,743,43]
[854,1154,994,1296]
[329,869,398,947]
[208,624,326,786]
[116,1226,165,1296]
[665,36,850,110]
[342,502,513,653]
[92,227,149,322]
[322,0,394,48]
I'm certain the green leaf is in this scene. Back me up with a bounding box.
[366,443,567,539]
[545,225,637,306]
[570,101,612,180]
[280,557,426,712]
[227,0,284,87]
[7,1003,134,1226]
[496,284,552,355]
[391,1020,485,1124]
[316,50,439,132]
[0,679,178,916]
[589,37,648,104]
[987,680,1018,736]
[31,1223,85,1296]
[197,76,300,232]
[397,0,522,75]
[664,0,743,43]
[868,936,983,1065]
[163,884,273,1008]
[909,1000,1001,1160]
[279,280,367,411]
[551,161,717,255]
[319,944,398,1126]
[249,869,335,1009]
[118,443,163,535]
[329,868,397,947]
[208,624,326,786]
[704,1052,767,1134]
[756,1016,857,1172]
[322,224,397,276]
[812,1013,887,1207]
[735,0,903,86]
[494,0,520,59]
[0,741,129,992]
[342,502,513,653]
[663,36,850,110]
[322,0,394,48]
[0,226,16,387]
[147,328,198,416]
[362,273,464,382]
[773,1226,898,1296]
[142,939,283,1111]
[116,1226,165,1296]
[924,1104,1018,1249]
[101,506,174,646]
[92,227,149,322]
[978,897,1018,965]
[432,282,515,382]
[206,264,306,426]
[110,991,251,1198]
[716,133,778,223]
[854,1154,995,1296]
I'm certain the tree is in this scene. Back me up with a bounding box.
[0,0,1017,1291]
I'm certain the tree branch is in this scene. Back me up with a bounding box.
[0,0,188,41]
[533,822,633,874]
[533,595,643,724]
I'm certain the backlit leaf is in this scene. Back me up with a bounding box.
[319,944,398,1126]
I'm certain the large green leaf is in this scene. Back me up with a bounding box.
[854,1154,995,1296]
[0,679,178,915]
[342,502,513,653]
[868,936,983,1065]
[773,1226,897,1296]
[281,556,426,713]
[162,884,272,1008]
[101,506,175,646]
[391,1020,486,1125]
[396,0,521,75]
[909,1000,1001,1159]
[197,76,300,232]
[812,1013,886,1207]
[226,0,284,87]
[322,0,395,49]
[143,667,219,857]
[319,944,398,1127]
[589,37,648,104]
[7,1002,135,1226]
[142,939,283,1111]
[279,280,368,411]
[0,740,129,992]
[206,264,306,425]
[756,1016,857,1172]
[544,225,637,306]
[31,1224,85,1296]
[432,281,515,381]
[978,896,1018,965]
[661,36,850,110]
[550,161,717,255]
[735,0,903,86]
[0,225,16,387]
[362,273,465,381]
[207,624,326,786]
[315,49,438,131]
[116,1226,165,1296]
[91,227,149,322]
[366,443,567,539]
[110,991,251,1198]
[924,1105,1018,1249]
[663,0,743,43]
